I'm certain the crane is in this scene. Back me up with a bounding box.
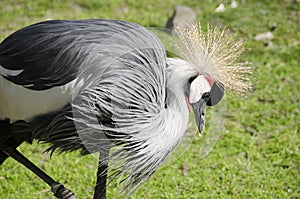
[0,19,251,199]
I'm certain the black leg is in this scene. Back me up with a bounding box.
[0,149,9,165]
[93,146,110,199]
[0,119,11,165]
[1,147,77,199]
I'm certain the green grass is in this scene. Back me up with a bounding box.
[0,0,299,198]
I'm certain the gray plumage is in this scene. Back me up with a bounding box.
[1,19,189,194]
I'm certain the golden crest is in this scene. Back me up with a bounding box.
[173,21,252,95]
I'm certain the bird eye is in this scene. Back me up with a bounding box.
[202,92,210,99]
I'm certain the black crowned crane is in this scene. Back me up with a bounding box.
[0,19,251,199]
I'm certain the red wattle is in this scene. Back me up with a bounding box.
[185,96,191,112]
[204,76,214,87]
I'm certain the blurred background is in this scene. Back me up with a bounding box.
[0,0,299,198]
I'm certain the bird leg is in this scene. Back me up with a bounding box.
[0,119,11,165]
[1,147,77,199]
[93,145,110,199]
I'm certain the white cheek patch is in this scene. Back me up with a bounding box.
[189,75,211,104]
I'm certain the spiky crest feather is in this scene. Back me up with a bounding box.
[173,21,252,95]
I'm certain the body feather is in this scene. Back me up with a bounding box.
[3,19,190,194]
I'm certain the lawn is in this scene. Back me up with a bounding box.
[0,0,299,199]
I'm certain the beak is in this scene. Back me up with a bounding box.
[191,96,209,135]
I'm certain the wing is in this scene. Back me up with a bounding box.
[0,19,147,121]
[0,19,141,90]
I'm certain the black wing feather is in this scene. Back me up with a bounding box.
[0,20,88,90]
[0,19,141,90]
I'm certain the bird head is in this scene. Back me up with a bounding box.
[188,75,224,134]
[172,21,252,134]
